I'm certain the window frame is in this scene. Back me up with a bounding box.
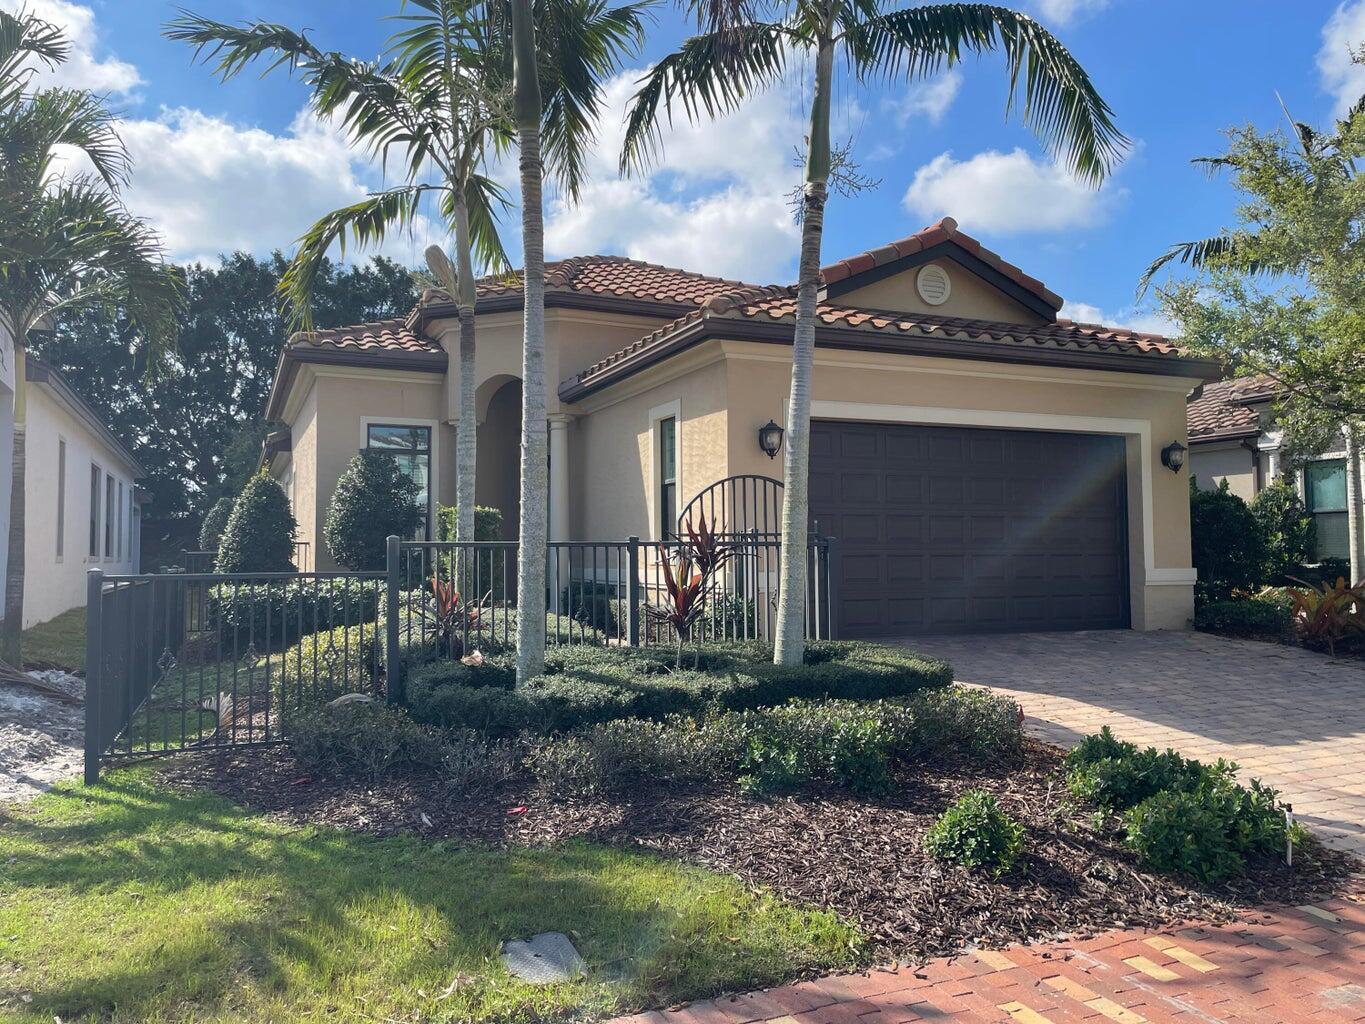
[56,437,66,561]
[104,472,116,559]
[647,401,682,542]
[362,419,436,541]
[1304,457,1350,562]
[89,463,101,559]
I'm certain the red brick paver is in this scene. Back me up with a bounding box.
[612,894,1365,1024]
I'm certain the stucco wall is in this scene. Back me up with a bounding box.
[23,383,141,626]
[833,259,1048,325]
[1190,442,1258,501]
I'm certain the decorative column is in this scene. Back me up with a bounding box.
[548,415,573,614]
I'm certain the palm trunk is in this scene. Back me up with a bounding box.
[512,0,548,683]
[452,195,479,595]
[1347,420,1363,582]
[1,344,27,666]
[772,29,833,668]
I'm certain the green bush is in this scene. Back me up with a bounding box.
[560,582,621,637]
[1193,596,1292,640]
[403,641,952,736]
[208,578,381,652]
[288,699,445,783]
[1251,480,1316,580]
[924,790,1025,875]
[325,451,425,570]
[1064,728,1220,810]
[908,686,1024,760]
[1190,479,1268,604]
[216,473,297,573]
[436,504,505,542]
[198,496,234,552]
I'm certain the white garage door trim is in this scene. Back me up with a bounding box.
[810,400,1196,588]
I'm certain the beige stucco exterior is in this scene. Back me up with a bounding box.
[1190,440,1260,501]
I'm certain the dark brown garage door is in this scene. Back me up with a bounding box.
[810,421,1129,636]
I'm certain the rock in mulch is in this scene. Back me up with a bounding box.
[159,741,1358,966]
[0,670,85,804]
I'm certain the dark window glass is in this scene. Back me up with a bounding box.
[659,417,677,539]
[366,424,432,539]
[1306,458,1349,561]
[89,465,100,557]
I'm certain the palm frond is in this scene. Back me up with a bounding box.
[0,8,68,97]
[164,12,328,81]
[619,20,790,175]
[845,3,1126,185]
[1136,235,1255,298]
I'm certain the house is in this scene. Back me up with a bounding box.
[262,217,1219,637]
[1187,376,1363,564]
[20,357,146,627]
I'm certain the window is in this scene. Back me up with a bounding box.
[658,416,677,539]
[116,481,124,560]
[105,474,115,557]
[89,465,101,558]
[1305,459,1349,562]
[56,440,66,559]
[128,490,135,563]
[366,424,432,539]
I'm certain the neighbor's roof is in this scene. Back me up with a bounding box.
[26,358,145,476]
[821,217,1065,312]
[1186,376,1277,443]
[561,283,1216,401]
[468,255,754,312]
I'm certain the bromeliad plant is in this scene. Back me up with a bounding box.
[1285,576,1365,656]
[648,512,732,667]
[430,576,490,657]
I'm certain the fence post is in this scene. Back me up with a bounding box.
[626,536,640,647]
[83,569,104,785]
[385,535,402,702]
[825,536,841,641]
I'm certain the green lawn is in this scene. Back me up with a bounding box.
[0,768,862,1024]
[21,607,86,672]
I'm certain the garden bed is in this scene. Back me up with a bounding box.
[161,736,1354,967]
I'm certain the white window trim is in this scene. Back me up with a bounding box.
[358,416,440,539]
[88,461,102,563]
[55,435,67,563]
[809,400,1196,588]
[646,400,681,542]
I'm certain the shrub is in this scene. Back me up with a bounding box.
[908,686,1024,760]
[441,728,526,792]
[208,578,381,652]
[1251,481,1316,581]
[1193,596,1292,640]
[1284,576,1365,656]
[1190,479,1267,604]
[216,473,297,573]
[288,699,444,783]
[560,582,621,638]
[1065,729,1223,811]
[924,790,1025,875]
[325,451,425,570]
[436,504,504,542]
[198,496,234,552]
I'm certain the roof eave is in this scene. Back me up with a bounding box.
[264,344,448,422]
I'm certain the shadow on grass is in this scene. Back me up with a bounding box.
[0,769,859,1024]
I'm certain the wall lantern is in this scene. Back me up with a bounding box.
[758,419,785,459]
[1161,440,1187,473]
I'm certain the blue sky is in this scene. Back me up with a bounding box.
[16,0,1365,333]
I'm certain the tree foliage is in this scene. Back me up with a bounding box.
[198,496,235,552]
[1190,479,1267,604]
[1250,480,1316,581]
[216,473,297,574]
[324,451,425,571]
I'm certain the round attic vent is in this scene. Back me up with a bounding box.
[916,264,951,306]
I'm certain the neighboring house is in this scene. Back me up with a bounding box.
[262,217,1219,637]
[1187,376,1363,564]
[21,358,145,627]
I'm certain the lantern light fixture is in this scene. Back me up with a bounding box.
[1161,440,1187,473]
[758,419,784,459]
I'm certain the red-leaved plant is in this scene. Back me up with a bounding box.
[1285,576,1365,657]
[430,577,489,656]
[647,512,731,667]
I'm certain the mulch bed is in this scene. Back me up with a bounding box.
[158,741,1357,966]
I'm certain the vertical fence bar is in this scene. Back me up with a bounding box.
[825,535,840,641]
[626,536,640,646]
[385,535,402,701]
[83,569,104,784]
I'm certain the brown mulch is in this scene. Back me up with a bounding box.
[158,741,1358,965]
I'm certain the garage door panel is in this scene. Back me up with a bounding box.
[811,420,1129,636]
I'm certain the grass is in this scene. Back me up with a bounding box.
[0,768,863,1024]
[21,607,86,672]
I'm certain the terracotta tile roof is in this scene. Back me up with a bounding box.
[471,255,756,308]
[821,217,1065,311]
[1186,375,1275,442]
[286,317,444,356]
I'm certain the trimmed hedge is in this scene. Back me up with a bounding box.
[1193,596,1292,640]
[404,641,953,737]
[208,578,381,652]
[216,473,297,573]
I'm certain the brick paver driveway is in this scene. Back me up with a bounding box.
[899,630,1365,858]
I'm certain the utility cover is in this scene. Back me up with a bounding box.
[499,932,586,984]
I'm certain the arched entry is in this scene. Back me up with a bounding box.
[475,377,521,539]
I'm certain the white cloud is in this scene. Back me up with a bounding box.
[1061,299,1177,336]
[901,148,1123,234]
[542,70,805,281]
[1033,0,1110,26]
[881,71,962,127]
[0,0,140,94]
[1318,2,1365,115]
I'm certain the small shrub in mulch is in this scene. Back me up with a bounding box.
[924,789,1025,876]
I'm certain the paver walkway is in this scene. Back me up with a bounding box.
[897,630,1365,859]
[615,894,1365,1024]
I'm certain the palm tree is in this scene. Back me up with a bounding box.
[622,3,1124,665]
[0,9,183,666]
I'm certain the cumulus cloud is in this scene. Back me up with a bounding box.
[0,0,140,94]
[1061,300,1177,336]
[1318,1,1365,115]
[901,148,1123,233]
[881,71,962,127]
[1033,0,1110,26]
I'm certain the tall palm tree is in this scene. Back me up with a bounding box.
[0,9,183,666]
[622,3,1124,665]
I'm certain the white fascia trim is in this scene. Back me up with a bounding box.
[358,415,440,538]
[810,400,1193,588]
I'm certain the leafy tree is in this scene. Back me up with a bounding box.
[1144,95,1365,580]
[622,3,1124,665]
[198,496,235,552]
[1250,480,1315,581]
[1190,479,1267,604]
[324,451,425,570]
[0,9,182,664]
[216,473,297,574]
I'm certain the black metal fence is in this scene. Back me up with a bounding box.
[85,535,838,781]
